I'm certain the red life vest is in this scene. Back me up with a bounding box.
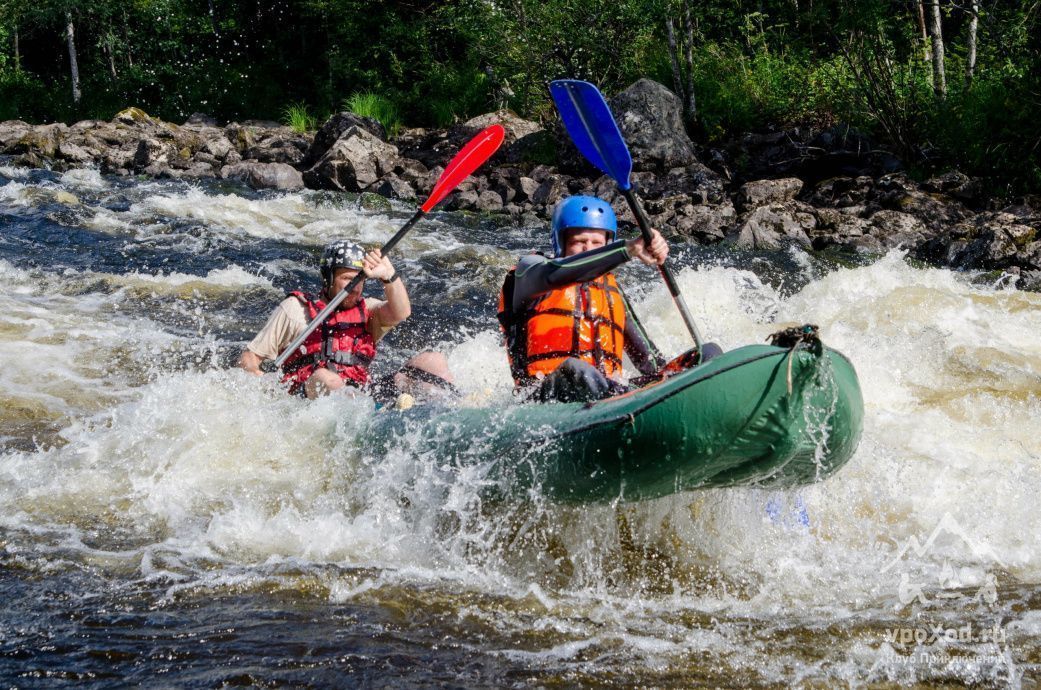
[280,291,376,393]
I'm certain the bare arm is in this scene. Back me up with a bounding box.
[363,248,411,328]
[239,349,265,376]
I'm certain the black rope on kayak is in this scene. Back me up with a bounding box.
[767,324,821,395]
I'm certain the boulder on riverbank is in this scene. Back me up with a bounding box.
[2,85,1039,289]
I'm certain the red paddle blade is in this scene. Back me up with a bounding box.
[420,124,505,213]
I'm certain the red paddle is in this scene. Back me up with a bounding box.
[274,124,505,368]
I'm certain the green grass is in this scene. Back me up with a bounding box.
[282,102,317,133]
[342,92,402,138]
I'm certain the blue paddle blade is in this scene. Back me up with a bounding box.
[550,79,633,191]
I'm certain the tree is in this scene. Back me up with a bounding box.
[665,0,697,125]
[965,0,978,87]
[64,9,80,103]
[925,0,946,98]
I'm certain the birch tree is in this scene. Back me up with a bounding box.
[926,0,946,98]
[64,9,80,103]
[965,0,979,87]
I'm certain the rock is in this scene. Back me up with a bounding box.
[303,126,399,192]
[875,173,969,229]
[300,112,386,170]
[608,78,696,171]
[360,192,392,212]
[133,138,175,170]
[516,176,539,203]
[444,189,479,211]
[672,202,735,243]
[373,173,415,200]
[865,209,928,249]
[0,120,32,151]
[184,113,219,127]
[727,202,814,250]
[221,161,304,191]
[203,136,233,160]
[57,140,96,164]
[920,169,985,207]
[531,175,571,209]
[475,189,505,212]
[114,107,154,125]
[14,123,68,159]
[246,130,310,166]
[458,110,545,165]
[224,123,256,152]
[735,177,803,212]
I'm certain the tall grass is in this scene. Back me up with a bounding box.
[343,92,402,138]
[282,102,317,133]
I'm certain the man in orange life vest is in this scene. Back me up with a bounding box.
[497,195,671,403]
[239,240,445,399]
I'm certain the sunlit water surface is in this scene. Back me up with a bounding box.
[1,163,1039,687]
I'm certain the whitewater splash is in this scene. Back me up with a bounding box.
[1,171,1038,686]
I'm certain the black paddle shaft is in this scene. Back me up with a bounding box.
[272,208,425,369]
[620,187,704,350]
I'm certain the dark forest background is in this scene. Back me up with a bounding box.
[1,0,1038,193]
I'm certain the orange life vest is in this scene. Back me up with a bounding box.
[498,272,626,385]
[280,291,376,394]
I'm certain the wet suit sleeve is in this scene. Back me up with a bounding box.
[510,240,632,312]
[620,287,666,376]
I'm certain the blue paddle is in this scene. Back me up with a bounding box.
[550,79,703,351]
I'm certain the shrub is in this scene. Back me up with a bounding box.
[343,92,402,138]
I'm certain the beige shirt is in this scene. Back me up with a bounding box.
[247,295,394,361]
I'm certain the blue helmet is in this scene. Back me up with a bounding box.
[550,195,617,257]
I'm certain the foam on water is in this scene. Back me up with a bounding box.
[127,187,402,245]
[59,167,109,191]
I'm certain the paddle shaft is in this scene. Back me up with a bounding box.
[620,187,703,350]
[272,208,424,368]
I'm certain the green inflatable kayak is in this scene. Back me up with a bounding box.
[371,341,863,504]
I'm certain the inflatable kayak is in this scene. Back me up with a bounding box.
[370,341,863,504]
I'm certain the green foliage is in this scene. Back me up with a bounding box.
[282,102,317,133]
[0,0,1038,193]
[343,92,402,138]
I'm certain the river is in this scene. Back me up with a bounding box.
[1,163,1038,687]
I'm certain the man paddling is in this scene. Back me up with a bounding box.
[496,195,674,403]
[240,239,424,399]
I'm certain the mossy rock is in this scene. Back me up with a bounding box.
[359,192,392,212]
[114,107,153,124]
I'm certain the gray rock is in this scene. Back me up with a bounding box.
[373,173,415,200]
[222,161,304,191]
[475,189,505,212]
[203,136,233,160]
[728,203,814,250]
[517,177,539,202]
[608,78,696,171]
[303,126,399,192]
[57,140,96,164]
[531,175,570,209]
[865,210,927,249]
[133,138,175,169]
[672,202,735,243]
[445,189,479,211]
[300,112,386,170]
[735,177,803,212]
[0,120,32,150]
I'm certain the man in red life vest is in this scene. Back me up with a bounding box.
[239,240,418,399]
[497,195,672,403]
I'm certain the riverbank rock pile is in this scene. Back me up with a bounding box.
[2,83,1039,289]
